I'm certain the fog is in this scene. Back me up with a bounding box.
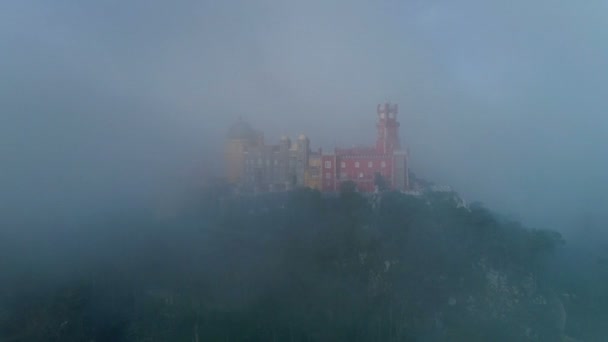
[3,0,608,232]
[4,1,608,340]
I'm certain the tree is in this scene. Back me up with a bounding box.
[339,180,357,195]
[374,172,389,192]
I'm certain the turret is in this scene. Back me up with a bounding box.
[280,135,291,152]
[376,103,401,154]
[297,134,310,151]
[294,134,310,187]
[225,119,257,184]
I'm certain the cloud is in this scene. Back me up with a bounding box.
[1,0,608,230]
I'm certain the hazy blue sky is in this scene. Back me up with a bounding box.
[2,0,608,231]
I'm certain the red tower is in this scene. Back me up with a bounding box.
[376,103,400,154]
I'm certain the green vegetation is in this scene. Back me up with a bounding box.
[0,186,571,341]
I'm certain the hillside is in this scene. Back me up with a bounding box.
[0,184,571,341]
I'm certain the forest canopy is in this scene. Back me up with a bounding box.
[0,186,570,341]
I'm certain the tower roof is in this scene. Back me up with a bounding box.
[227,119,257,141]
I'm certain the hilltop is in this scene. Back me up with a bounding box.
[1,180,572,341]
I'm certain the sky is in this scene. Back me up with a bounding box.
[2,0,608,232]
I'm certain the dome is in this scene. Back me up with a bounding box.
[298,134,308,140]
[227,120,256,141]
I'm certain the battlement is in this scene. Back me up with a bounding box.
[377,103,398,118]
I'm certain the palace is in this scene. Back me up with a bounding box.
[224,103,409,193]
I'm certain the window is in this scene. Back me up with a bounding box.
[341,161,346,168]
[355,161,360,168]
[359,172,364,178]
[368,161,373,168]
[325,172,332,179]
[381,161,386,168]
[324,161,332,169]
